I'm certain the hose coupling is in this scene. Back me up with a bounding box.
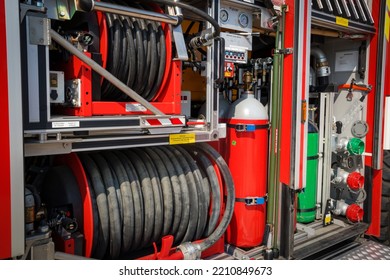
[177,242,202,260]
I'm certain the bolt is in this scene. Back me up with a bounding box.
[59,10,66,17]
[39,38,44,44]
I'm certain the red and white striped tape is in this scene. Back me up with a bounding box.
[142,116,186,127]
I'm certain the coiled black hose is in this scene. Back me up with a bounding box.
[78,144,233,259]
[101,1,167,101]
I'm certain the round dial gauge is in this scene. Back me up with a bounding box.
[238,13,249,28]
[220,9,229,23]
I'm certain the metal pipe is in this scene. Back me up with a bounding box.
[93,1,179,25]
[77,0,180,25]
[49,29,165,116]
[311,47,328,64]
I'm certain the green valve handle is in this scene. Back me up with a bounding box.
[347,138,365,155]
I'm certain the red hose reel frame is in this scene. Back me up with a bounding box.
[60,5,181,117]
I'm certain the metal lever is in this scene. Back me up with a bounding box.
[214,37,225,84]
[347,78,356,101]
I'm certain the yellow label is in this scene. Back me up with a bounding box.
[169,133,196,145]
[324,214,332,225]
[301,100,307,124]
[385,10,389,42]
[336,16,349,27]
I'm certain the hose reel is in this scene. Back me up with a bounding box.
[43,144,234,259]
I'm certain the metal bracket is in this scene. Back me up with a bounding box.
[273,48,293,55]
[236,196,267,205]
[20,3,46,23]
[29,16,51,46]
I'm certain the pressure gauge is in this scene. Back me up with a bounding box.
[238,13,249,28]
[220,9,229,23]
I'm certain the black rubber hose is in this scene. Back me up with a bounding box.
[138,18,151,97]
[83,177,100,257]
[133,148,164,244]
[147,23,166,100]
[122,17,137,91]
[131,19,146,94]
[78,154,109,259]
[175,145,208,241]
[114,151,144,251]
[114,15,131,101]
[185,145,220,237]
[102,13,123,99]
[139,0,221,37]
[143,21,159,100]
[167,146,199,242]
[158,146,190,244]
[151,147,182,237]
[124,150,155,248]
[193,143,235,252]
[144,147,174,236]
[89,153,122,258]
[102,151,134,253]
[117,16,129,90]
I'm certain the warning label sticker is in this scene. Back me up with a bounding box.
[169,133,196,145]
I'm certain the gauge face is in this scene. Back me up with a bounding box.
[238,13,249,28]
[220,9,229,23]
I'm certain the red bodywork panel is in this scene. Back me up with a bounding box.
[0,0,11,259]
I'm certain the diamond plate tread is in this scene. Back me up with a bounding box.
[337,241,390,260]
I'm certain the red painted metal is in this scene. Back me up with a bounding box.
[91,60,182,115]
[59,55,93,117]
[55,154,94,258]
[225,119,268,247]
[279,0,294,186]
[0,0,11,259]
[366,168,382,235]
[97,11,108,72]
[365,0,382,236]
[385,4,390,97]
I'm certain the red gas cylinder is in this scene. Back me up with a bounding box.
[225,87,268,248]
